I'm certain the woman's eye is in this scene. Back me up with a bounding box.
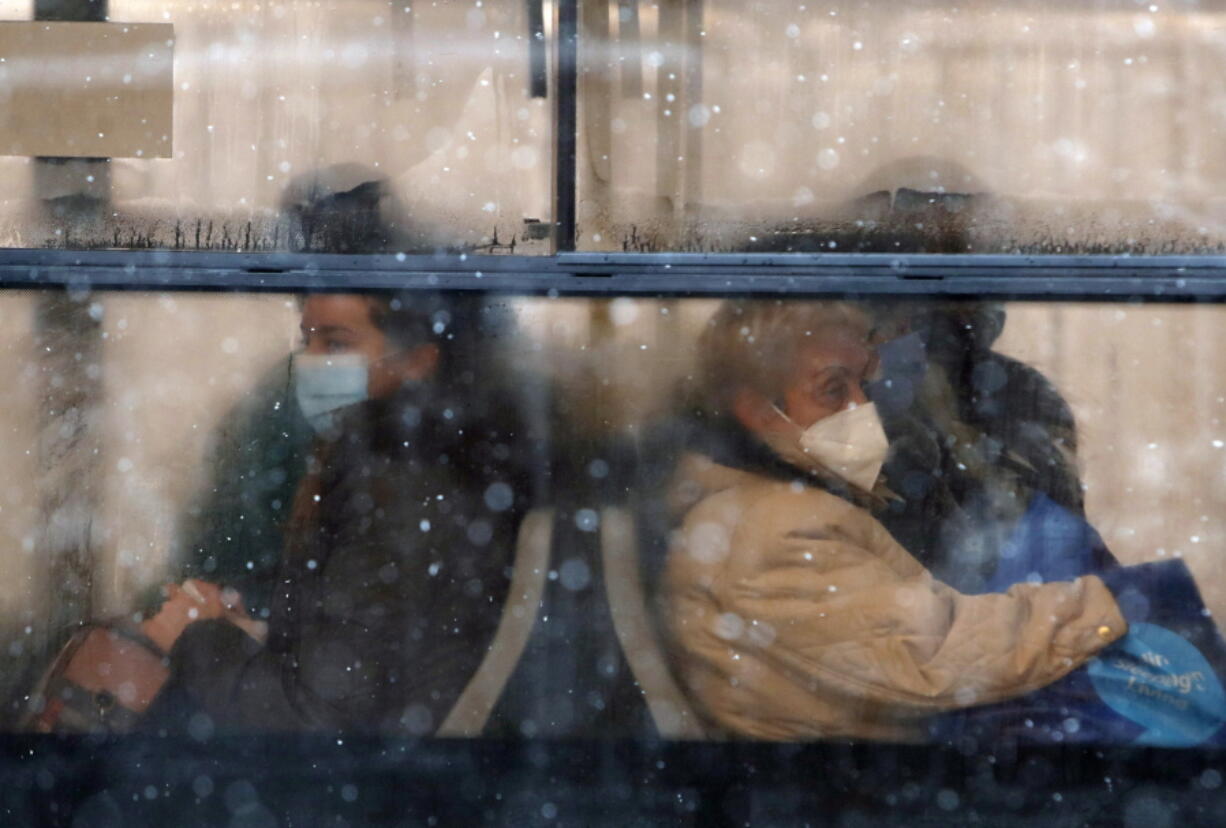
[821,383,846,403]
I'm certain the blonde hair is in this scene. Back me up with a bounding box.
[696,300,871,417]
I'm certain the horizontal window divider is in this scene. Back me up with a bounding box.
[0,249,1226,300]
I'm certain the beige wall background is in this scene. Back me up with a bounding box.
[0,22,173,158]
[0,293,45,631]
[91,293,299,614]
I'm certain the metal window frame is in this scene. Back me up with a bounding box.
[4,248,1226,301]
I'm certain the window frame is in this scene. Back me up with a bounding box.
[5,248,1226,300]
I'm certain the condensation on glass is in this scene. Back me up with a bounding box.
[576,0,1226,253]
[4,290,1226,744]
[0,0,552,253]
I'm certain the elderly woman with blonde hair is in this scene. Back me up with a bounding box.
[662,299,1127,741]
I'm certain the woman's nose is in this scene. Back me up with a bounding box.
[849,384,870,407]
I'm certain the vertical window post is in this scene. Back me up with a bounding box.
[528,0,548,98]
[552,0,579,252]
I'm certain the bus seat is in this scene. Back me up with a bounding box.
[599,507,707,740]
[436,508,554,737]
[482,502,658,739]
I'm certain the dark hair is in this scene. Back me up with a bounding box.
[362,291,520,422]
[370,288,509,357]
[295,290,516,379]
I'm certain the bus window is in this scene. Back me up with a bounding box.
[576,1,1226,254]
[6,283,1226,822]
[10,290,1223,740]
[10,289,552,737]
[6,0,1226,820]
[1,1,552,254]
[571,295,1226,747]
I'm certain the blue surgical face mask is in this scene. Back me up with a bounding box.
[865,330,929,415]
[293,352,368,433]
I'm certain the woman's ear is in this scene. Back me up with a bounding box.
[732,388,782,434]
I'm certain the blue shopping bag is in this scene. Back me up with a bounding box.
[932,495,1226,746]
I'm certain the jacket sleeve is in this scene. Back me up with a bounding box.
[166,532,471,732]
[709,510,1127,714]
[165,548,391,731]
[164,619,322,730]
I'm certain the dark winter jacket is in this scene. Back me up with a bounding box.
[871,307,1119,592]
[159,384,528,733]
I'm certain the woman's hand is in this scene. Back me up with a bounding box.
[140,579,240,653]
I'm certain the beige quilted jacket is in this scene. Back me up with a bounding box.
[662,454,1126,741]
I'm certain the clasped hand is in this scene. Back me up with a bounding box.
[140,579,268,653]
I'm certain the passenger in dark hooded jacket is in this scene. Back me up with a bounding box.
[867,302,1119,592]
[145,292,534,733]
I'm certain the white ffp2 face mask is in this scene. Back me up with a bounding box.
[772,401,890,492]
[293,353,369,433]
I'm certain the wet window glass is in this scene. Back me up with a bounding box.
[0,1,552,253]
[575,0,1226,253]
[2,290,1224,745]
[7,0,1226,820]
[6,285,1226,820]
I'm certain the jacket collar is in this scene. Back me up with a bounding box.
[680,414,893,512]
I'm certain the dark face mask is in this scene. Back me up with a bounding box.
[865,330,929,417]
